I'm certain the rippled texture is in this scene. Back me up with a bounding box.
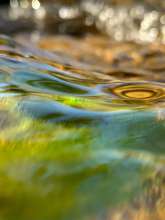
[0,32,164,220]
[1,0,165,217]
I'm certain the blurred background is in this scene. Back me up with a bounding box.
[0,0,9,5]
[0,0,165,41]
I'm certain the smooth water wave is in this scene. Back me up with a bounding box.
[0,33,164,220]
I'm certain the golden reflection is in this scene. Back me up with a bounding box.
[109,83,165,101]
[123,90,156,99]
[1,2,165,220]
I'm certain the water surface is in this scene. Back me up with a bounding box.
[0,14,165,220]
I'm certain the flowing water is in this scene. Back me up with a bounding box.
[0,1,165,220]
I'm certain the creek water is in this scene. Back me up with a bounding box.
[0,1,165,220]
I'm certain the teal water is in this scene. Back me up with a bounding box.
[0,33,164,220]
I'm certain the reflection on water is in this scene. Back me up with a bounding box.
[0,33,164,220]
[1,2,165,218]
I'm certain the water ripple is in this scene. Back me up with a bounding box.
[0,33,164,220]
